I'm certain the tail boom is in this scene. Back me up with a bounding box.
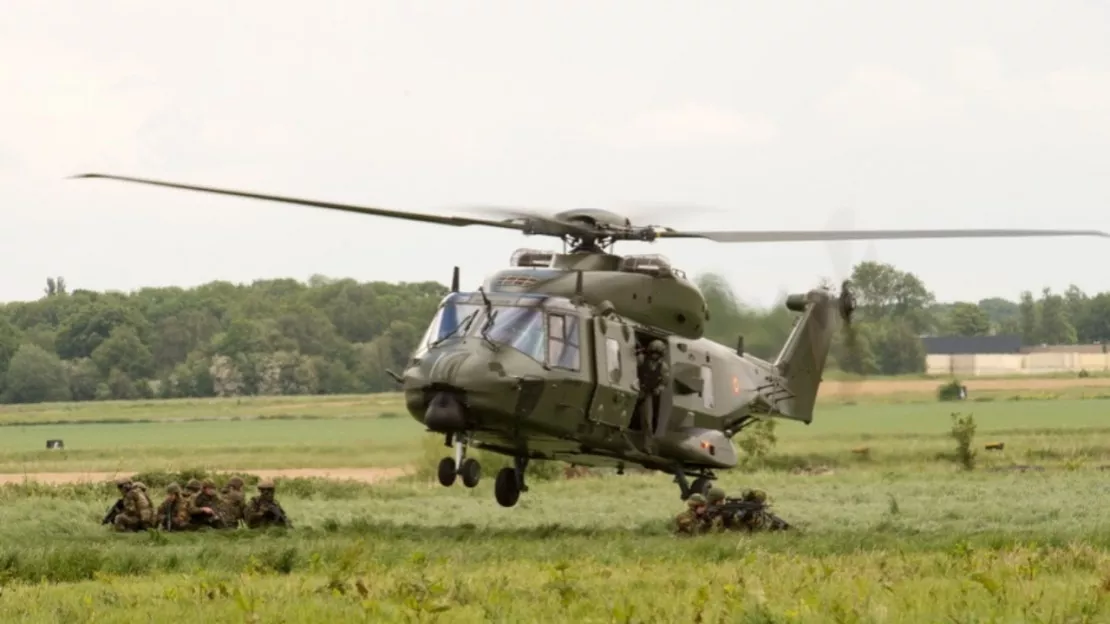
[768,285,845,423]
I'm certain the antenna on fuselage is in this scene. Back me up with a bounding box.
[451,266,460,292]
[571,270,585,305]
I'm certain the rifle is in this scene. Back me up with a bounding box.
[161,500,174,531]
[101,498,124,525]
[263,503,292,528]
[714,498,792,531]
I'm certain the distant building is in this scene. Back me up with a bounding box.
[921,334,1023,355]
[1021,343,1108,354]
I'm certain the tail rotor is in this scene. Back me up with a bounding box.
[822,206,873,406]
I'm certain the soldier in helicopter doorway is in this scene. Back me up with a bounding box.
[636,339,669,454]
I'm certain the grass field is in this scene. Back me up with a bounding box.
[4,377,1110,621]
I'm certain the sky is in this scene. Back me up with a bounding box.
[2,0,1109,310]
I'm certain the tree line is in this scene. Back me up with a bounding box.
[698,261,1110,377]
[0,263,1103,403]
[0,276,444,404]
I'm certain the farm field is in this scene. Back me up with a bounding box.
[3,382,1110,621]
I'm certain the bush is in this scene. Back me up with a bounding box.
[949,412,977,470]
[736,418,778,466]
[937,379,965,402]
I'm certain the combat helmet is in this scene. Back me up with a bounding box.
[166,482,181,494]
[185,478,202,492]
[113,476,132,489]
[707,487,726,504]
[227,476,244,489]
[132,481,147,491]
[647,339,666,355]
[742,488,767,504]
[258,479,275,490]
[686,493,706,507]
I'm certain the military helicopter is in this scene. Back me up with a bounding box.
[75,173,1110,507]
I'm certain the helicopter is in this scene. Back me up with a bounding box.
[74,173,1110,507]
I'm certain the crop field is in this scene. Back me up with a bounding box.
[4,377,1110,622]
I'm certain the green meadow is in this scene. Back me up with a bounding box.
[3,389,1110,621]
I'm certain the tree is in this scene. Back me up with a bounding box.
[944,302,991,336]
[3,344,71,403]
[849,261,936,332]
[977,297,1020,330]
[1019,291,1037,344]
[872,321,927,375]
[0,318,20,392]
[696,273,794,361]
[1037,288,1077,345]
[91,325,155,379]
[1080,293,1110,343]
[44,277,67,297]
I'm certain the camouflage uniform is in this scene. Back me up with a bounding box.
[636,339,670,451]
[244,480,291,529]
[732,489,789,532]
[704,487,729,530]
[103,477,131,528]
[156,483,191,531]
[113,480,153,532]
[218,476,247,528]
[673,493,721,535]
[183,478,202,502]
[188,480,228,529]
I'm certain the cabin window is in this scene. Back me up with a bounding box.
[484,306,547,362]
[547,313,581,371]
[700,365,714,408]
[605,337,622,383]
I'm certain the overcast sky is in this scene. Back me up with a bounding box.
[2,1,1109,310]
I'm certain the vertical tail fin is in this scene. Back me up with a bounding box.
[771,282,854,423]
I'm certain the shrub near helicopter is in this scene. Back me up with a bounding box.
[75,173,1110,507]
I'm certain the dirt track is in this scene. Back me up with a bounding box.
[0,467,411,486]
[819,376,1110,397]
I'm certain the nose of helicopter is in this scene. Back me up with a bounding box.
[424,391,466,431]
[408,343,540,433]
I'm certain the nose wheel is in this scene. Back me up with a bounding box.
[437,434,482,488]
[673,469,715,500]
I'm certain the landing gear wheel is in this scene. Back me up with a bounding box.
[494,467,521,507]
[437,457,457,487]
[689,476,712,497]
[460,458,481,488]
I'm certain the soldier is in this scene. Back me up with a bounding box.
[188,480,227,529]
[156,482,191,531]
[183,478,203,501]
[673,493,720,535]
[245,480,292,529]
[732,489,790,532]
[102,477,131,526]
[704,487,730,529]
[219,476,247,528]
[113,480,153,532]
[636,339,670,452]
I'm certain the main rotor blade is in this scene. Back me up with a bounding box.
[72,173,526,233]
[660,228,1110,243]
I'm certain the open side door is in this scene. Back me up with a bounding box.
[588,317,639,429]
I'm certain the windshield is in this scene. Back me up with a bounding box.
[416,296,483,354]
[483,306,546,362]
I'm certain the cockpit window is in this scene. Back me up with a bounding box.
[415,295,551,363]
[484,306,546,362]
[415,296,482,355]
